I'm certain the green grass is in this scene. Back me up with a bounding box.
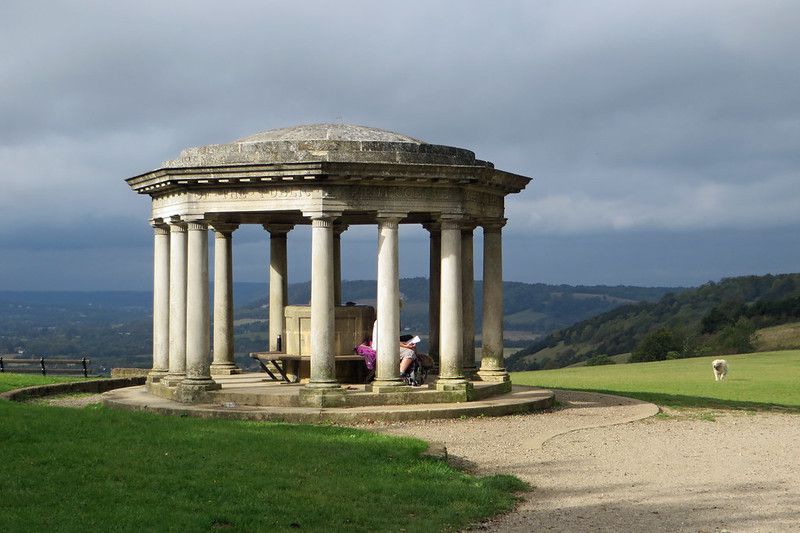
[0,373,84,393]
[512,350,800,411]
[0,374,526,532]
[753,321,800,351]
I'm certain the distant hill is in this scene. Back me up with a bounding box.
[507,273,800,371]
[233,278,680,351]
[0,279,679,369]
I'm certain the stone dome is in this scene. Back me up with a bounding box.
[236,123,423,144]
[163,123,479,167]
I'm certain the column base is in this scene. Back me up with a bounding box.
[368,379,411,393]
[299,386,346,407]
[146,370,169,384]
[462,365,478,380]
[476,368,510,382]
[175,378,221,403]
[210,363,241,375]
[435,378,473,392]
[304,379,341,390]
[161,373,186,387]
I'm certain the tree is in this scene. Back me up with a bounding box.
[714,317,755,354]
[630,328,683,362]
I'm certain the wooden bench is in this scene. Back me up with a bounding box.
[250,352,367,383]
[0,356,92,377]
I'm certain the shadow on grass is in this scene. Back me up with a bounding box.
[547,388,800,412]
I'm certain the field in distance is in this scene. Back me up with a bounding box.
[512,350,800,411]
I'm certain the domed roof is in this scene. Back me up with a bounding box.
[163,123,477,167]
[236,123,424,144]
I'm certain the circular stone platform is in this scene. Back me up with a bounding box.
[103,373,555,424]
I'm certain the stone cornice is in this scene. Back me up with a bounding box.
[126,161,531,197]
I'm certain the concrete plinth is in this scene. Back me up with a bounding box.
[367,383,414,394]
[146,370,168,384]
[477,369,511,383]
[105,374,555,423]
[435,380,474,401]
[210,364,241,376]
[161,375,185,387]
[299,386,346,408]
[176,379,221,403]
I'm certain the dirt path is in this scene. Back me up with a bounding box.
[367,391,800,532]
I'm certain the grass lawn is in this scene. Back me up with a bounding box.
[0,374,526,532]
[512,350,800,411]
[0,372,86,393]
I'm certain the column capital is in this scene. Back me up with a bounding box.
[333,222,349,235]
[439,215,465,231]
[262,223,295,235]
[303,210,342,222]
[480,218,507,232]
[376,211,408,221]
[309,216,337,229]
[168,217,188,233]
[209,222,239,235]
[423,221,441,234]
[376,213,405,230]
[150,219,170,235]
[185,220,208,232]
[460,220,478,233]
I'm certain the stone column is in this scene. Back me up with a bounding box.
[264,224,293,352]
[424,223,441,363]
[306,214,340,389]
[461,223,477,378]
[478,219,509,382]
[149,221,170,382]
[372,214,405,390]
[164,219,187,386]
[210,223,240,375]
[333,223,348,306]
[437,217,468,389]
[178,220,219,398]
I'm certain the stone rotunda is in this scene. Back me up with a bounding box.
[126,124,533,409]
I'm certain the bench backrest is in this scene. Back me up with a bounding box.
[0,356,92,377]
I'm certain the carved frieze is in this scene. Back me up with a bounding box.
[149,180,506,222]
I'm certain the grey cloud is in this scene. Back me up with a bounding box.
[1,0,799,288]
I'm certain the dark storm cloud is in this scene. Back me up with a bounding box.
[0,0,798,288]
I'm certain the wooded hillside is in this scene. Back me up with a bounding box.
[507,273,800,371]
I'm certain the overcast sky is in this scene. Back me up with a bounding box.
[1,0,798,290]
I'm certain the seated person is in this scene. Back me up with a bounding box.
[372,321,420,383]
[399,339,417,378]
[399,334,421,384]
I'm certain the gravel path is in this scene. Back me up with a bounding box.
[33,393,104,408]
[364,390,800,532]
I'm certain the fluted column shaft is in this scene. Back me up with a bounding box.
[265,224,293,352]
[150,222,170,380]
[425,223,441,362]
[478,220,509,382]
[166,220,187,384]
[211,224,239,375]
[461,225,476,376]
[437,218,467,385]
[373,216,403,388]
[308,215,339,388]
[180,220,218,391]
